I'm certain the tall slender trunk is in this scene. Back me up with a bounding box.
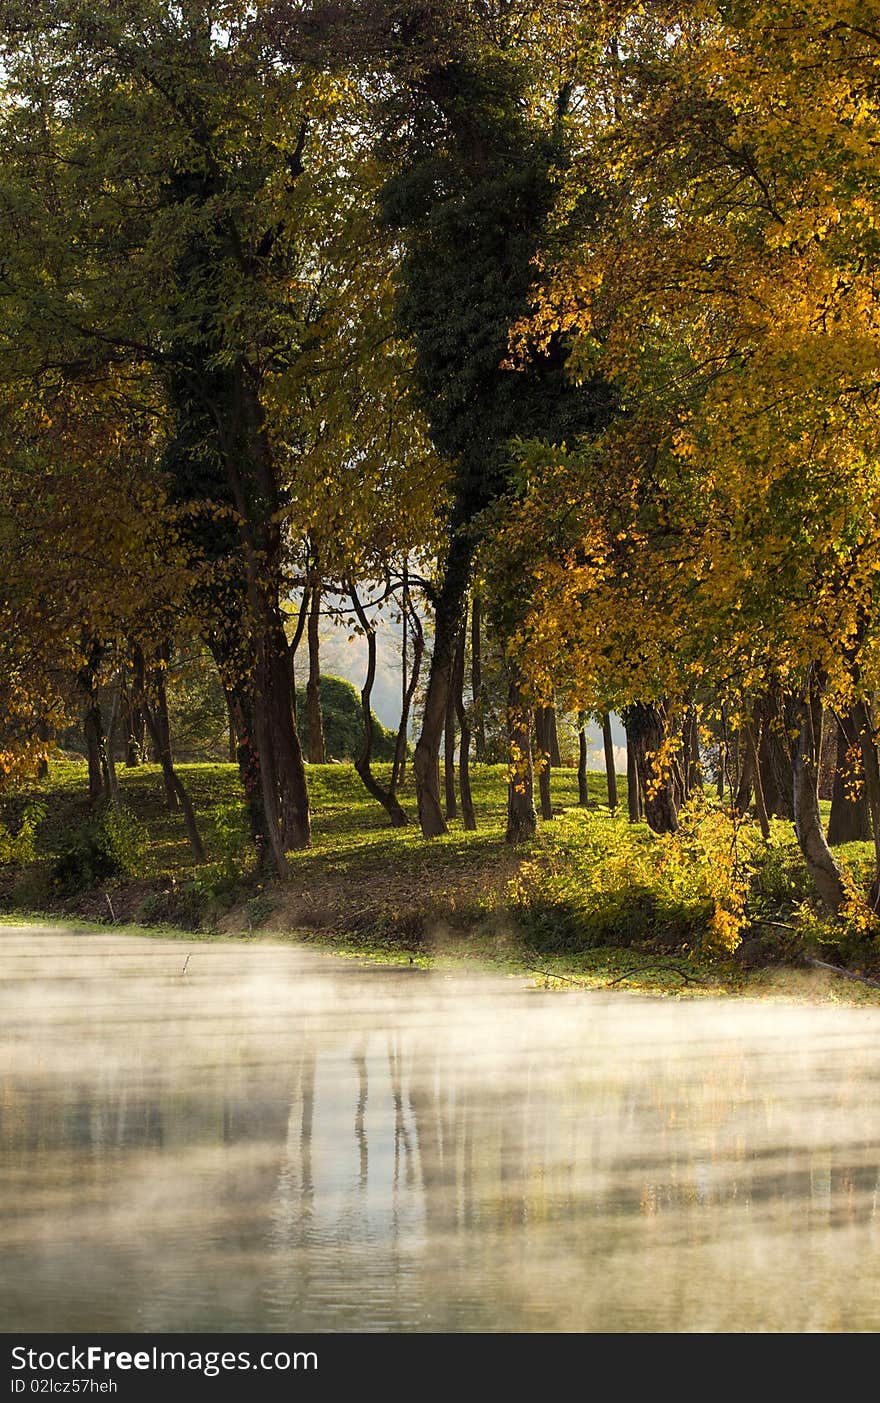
[452,621,476,831]
[626,734,642,822]
[505,670,536,845]
[745,721,770,841]
[306,579,325,764]
[791,669,846,913]
[850,697,880,907]
[716,703,728,800]
[392,594,423,795]
[759,687,795,819]
[394,563,409,787]
[828,709,871,846]
[602,712,618,811]
[534,706,553,822]
[412,532,472,837]
[349,584,408,827]
[688,709,703,790]
[735,724,755,813]
[103,682,122,810]
[123,675,144,767]
[547,705,562,768]
[444,681,458,820]
[133,648,206,864]
[577,718,589,807]
[471,592,486,763]
[288,579,310,728]
[78,640,107,808]
[262,615,309,858]
[84,704,104,807]
[152,645,178,811]
[36,722,50,782]
[143,700,206,865]
[682,711,691,798]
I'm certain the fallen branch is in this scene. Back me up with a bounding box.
[606,962,705,988]
[804,956,880,990]
[528,966,591,989]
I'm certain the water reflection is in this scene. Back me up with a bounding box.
[2,927,880,1332]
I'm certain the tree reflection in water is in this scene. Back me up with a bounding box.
[1,928,880,1332]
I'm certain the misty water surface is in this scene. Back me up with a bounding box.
[2,925,880,1332]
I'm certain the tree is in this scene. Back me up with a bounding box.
[0,3,323,868]
[374,2,613,836]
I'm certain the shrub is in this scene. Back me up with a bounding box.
[0,800,46,867]
[509,798,752,958]
[138,882,209,930]
[295,674,397,761]
[50,804,146,895]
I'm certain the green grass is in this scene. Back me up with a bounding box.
[1,756,879,1004]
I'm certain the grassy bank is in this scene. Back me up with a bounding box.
[1,758,879,1003]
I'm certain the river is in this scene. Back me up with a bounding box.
[2,925,879,1332]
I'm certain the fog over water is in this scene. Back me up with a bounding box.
[2,926,880,1332]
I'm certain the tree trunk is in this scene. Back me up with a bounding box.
[103,682,122,810]
[261,614,310,858]
[716,703,728,800]
[791,671,846,913]
[152,644,178,811]
[134,650,206,864]
[163,274,309,874]
[505,671,536,845]
[227,701,237,764]
[412,532,472,837]
[306,580,325,764]
[547,705,562,768]
[349,584,408,827]
[681,711,691,799]
[626,734,642,822]
[78,640,107,808]
[759,688,795,819]
[688,709,703,790]
[394,565,409,788]
[625,702,678,834]
[534,706,553,822]
[124,674,145,767]
[850,697,880,907]
[471,591,487,763]
[735,725,755,813]
[602,712,618,811]
[828,710,871,846]
[452,621,476,831]
[392,593,423,795]
[84,704,104,807]
[444,680,458,820]
[745,721,770,841]
[207,597,308,874]
[226,365,310,864]
[577,721,589,807]
[288,580,311,727]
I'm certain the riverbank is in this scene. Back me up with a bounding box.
[2,910,878,1005]
[1,758,879,1004]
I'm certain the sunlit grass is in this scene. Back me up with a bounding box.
[2,756,879,1004]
